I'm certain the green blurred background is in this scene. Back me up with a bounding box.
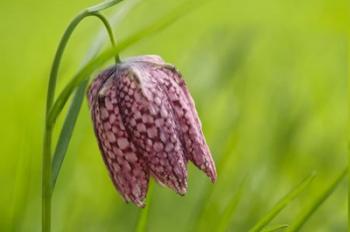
[0,0,348,231]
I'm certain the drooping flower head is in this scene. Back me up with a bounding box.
[87,55,217,207]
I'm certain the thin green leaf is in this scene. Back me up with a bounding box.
[262,224,289,232]
[287,166,348,232]
[217,178,247,232]
[248,172,316,232]
[135,180,155,232]
[51,81,87,189]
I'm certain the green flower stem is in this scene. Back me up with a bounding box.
[46,2,122,112]
[50,12,118,190]
[47,0,194,126]
[91,12,120,64]
[42,1,122,231]
[42,127,53,232]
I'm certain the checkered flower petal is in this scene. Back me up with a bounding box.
[88,69,150,207]
[87,55,216,207]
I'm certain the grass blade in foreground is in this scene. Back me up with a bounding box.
[135,180,155,232]
[287,166,348,232]
[248,172,316,232]
[51,81,88,189]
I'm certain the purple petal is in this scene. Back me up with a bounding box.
[88,72,150,207]
[152,65,217,182]
[87,55,217,207]
[115,66,188,195]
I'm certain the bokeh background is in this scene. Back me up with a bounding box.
[0,0,348,231]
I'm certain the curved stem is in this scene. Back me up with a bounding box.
[46,12,85,114]
[42,2,122,231]
[50,12,118,191]
[46,9,120,113]
[47,0,194,127]
[91,12,120,63]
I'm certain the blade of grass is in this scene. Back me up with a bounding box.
[51,80,88,189]
[262,224,288,232]
[287,166,348,232]
[135,180,155,232]
[248,172,316,232]
[50,0,141,191]
[216,177,247,232]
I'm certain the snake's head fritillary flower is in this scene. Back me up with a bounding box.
[87,55,217,207]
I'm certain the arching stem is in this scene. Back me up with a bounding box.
[42,2,122,231]
[90,12,120,64]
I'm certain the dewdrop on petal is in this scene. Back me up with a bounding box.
[87,55,217,207]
